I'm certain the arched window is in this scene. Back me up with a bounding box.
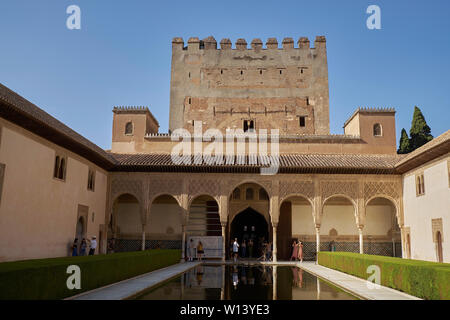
[246,188,254,200]
[258,188,268,200]
[373,123,382,136]
[232,188,241,200]
[125,122,133,135]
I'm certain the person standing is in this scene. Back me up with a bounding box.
[232,238,240,263]
[197,241,204,261]
[188,239,195,261]
[297,241,304,263]
[79,238,87,256]
[89,236,97,256]
[266,242,272,261]
[248,239,254,258]
[241,240,247,258]
[290,240,299,261]
[71,238,79,256]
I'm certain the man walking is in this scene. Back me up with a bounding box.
[89,236,97,255]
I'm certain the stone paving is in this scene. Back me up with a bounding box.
[68,260,421,300]
[68,261,201,300]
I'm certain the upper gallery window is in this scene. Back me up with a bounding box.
[125,122,133,135]
[246,188,254,200]
[373,123,382,137]
[232,188,241,200]
[243,120,255,132]
[87,169,95,191]
[416,173,425,196]
[53,155,67,181]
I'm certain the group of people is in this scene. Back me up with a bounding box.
[71,236,97,256]
[290,240,304,262]
[232,238,273,262]
[187,239,204,261]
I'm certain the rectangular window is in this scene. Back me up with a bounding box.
[299,116,306,127]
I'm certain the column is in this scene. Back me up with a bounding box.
[221,222,227,262]
[358,227,364,254]
[272,266,278,300]
[272,223,278,263]
[316,278,321,300]
[181,225,187,262]
[315,225,320,263]
[141,224,146,251]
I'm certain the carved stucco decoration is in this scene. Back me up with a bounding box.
[111,179,144,205]
[364,181,401,204]
[225,179,273,198]
[147,178,184,205]
[188,179,220,204]
[279,180,314,204]
[321,180,358,204]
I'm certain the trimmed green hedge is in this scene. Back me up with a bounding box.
[0,249,181,300]
[318,252,450,300]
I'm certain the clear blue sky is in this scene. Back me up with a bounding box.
[0,0,449,149]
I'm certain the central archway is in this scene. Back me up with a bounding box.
[230,208,269,259]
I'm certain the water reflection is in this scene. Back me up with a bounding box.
[137,265,356,300]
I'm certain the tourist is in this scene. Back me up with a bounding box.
[89,236,97,255]
[241,240,247,258]
[188,239,195,261]
[197,241,204,261]
[232,238,240,263]
[248,239,254,258]
[290,240,299,261]
[71,238,78,256]
[79,238,87,256]
[298,241,303,262]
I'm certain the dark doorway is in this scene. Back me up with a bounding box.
[230,208,269,259]
[278,202,292,260]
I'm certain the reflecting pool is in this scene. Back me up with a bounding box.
[136,265,357,300]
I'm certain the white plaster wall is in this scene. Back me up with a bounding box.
[291,204,315,235]
[321,205,358,236]
[364,205,395,236]
[0,123,108,262]
[147,203,182,235]
[403,156,450,262]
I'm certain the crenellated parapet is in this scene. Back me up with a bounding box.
[171,35,326,51]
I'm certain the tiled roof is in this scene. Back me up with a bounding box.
[110,153,402,174]
[395,130,450,173]
[0,83,117,169]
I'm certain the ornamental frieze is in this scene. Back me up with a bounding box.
[320,180,358,203]
[279,180,314,203]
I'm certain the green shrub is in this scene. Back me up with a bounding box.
[318,252,450,300]
[0,249,181,300]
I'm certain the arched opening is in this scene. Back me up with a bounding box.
[228,182,270,259]
[322,196,358,253]
[436,231,443,263]
[187,195,221,258]
[279,196,314,261]
[125,122,133,135]
[147,194,183,250]
[112,193,142,252]
[373,123,382,137]
[365,197,401,257]
[230,208,269,259]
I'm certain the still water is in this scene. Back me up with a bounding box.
[136,265,356,300]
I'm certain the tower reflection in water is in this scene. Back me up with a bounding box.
[137,265,356,300]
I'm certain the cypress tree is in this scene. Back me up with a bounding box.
[409,106,433,150]
[398,128,411,154]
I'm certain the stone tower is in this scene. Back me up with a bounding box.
[169,36,330,135]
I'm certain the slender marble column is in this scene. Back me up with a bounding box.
[221,223,227,262]
[358,227,364,254]
[141,225,146,251]
[315,226,320,262]
[181,225,186,262]
[272,224,278,262]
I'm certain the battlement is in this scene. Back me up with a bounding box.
[172,36,326,51]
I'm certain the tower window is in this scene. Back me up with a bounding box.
[221,69,223,74]
[243,120,255,132]
[188,98,191,104]
[373,123,382,137]
[416,174,425,196]
[125,122,133,135]
[280,70,282,75]
[299,116,306,127]
[240,70,243,75]
[260,69,263,75]
[306,97,310,105]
